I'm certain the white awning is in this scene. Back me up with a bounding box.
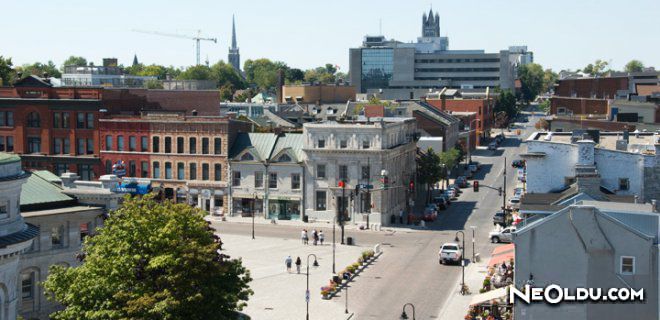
[469,286,509,306]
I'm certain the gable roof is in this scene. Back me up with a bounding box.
[13,75,53,88]
[272,133,304,162]
[21,171,75,210]
[229,133,278,160]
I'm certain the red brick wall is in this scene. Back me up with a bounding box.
[555,77,628,99]
[102,89,220,116]
[426,98,492,132]
[550,97,609,115]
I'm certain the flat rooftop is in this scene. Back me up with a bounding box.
[529,131,659,154]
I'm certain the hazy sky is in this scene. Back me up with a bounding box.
[3,0,658,72]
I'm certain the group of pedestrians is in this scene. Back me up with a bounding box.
[285,255,302,274]
[300,229,324,245]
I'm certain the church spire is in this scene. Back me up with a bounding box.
[231,15,237,49]
[132,54,139,66]
[228,14,241,71]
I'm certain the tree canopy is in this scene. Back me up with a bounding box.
[518,63,544,103]
[494,89,517,125]
[243,58,287,90]
[16,61,61,78]
[43,195,253,320]
[61,56,88,69]
[581,59,609,77]
[0,56,14,86]
[624,60,644,73]
[542,68,558,93]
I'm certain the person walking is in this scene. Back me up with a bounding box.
[295,256,302,274]
[285,255,292,273]
[312,229,318,246]
[399,209,404,224]
[301,229,308,245]
[319,230,325,245]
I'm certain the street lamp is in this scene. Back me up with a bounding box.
[455,231,466,292]
[338,180,346,245]
[466,118,482,166]
[400,302,416,320]
[306,254,319,320]
[470,226,476,262]
[252,192,256,240]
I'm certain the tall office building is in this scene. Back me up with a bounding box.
[228,15,241,72]
[349,9,528,99]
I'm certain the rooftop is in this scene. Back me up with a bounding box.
[0,153,20,165]
[528,131,659,154]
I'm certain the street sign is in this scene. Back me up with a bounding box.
[305,290,310,302]
[357,184,374,190]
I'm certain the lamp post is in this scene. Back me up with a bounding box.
[339,180,346,245]
[470,226,476,262]
[466,118,481,166]
[332,210,336,274]
[455,231,466,291]
[306,254,319,320]
[503,156,507,216]
[252,192,256,240]
[400,302,416,320]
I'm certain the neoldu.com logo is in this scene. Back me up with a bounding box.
[510,285,645,304]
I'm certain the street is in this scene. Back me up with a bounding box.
[213,113,540,319]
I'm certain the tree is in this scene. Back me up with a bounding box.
[210,61,247,91]
[61,56,88,70]
[0,56,15,86]
[542,69,558,93]
[518,63,544,103]
[144,79,164,89]
[285,68,305,83]
[416,148,443,204]
[177,65,214,81]
[581,59,609,77]
[43,195,253,320]
[494,89,517,124]
[16,61,62,78]
[243,59,287,90]
[624,60,644,73]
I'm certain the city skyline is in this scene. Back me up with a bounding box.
[2,0,659,72]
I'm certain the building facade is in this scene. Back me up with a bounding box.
[0,76,103,180]
[303,119,417,227]
[99,113,251,214]
[281,84,356,104]
[61,58,155,88]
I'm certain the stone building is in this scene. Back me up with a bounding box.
[99,113,251,214]
[302,118,418,227]
[228,133,305,220]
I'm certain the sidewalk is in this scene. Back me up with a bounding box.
[436,257,492,319]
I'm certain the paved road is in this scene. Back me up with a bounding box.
[213,114,540,319]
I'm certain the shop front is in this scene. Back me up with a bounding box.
[187,183,225,215]
[231,194,264,217]
[268,196,301,220]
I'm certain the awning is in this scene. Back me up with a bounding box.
[470,286,509,306]
[489,244,514,267]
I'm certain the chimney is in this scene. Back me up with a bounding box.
[276,69,285,104]
[99,174,121,190]
[60,172,80,189]
[191,109,198,116]
[623,130,629,142]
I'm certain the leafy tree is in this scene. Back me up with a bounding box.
[61,56,88,70]
[285,68,305,83]
[0,56,15,86]
[624,60,644,73]
[243,58,287,90]
[539,100,551,113]
[416,148,443,204]
[494,89,517,124]
[144,79,164,89]
[16,61,62,78]
[324,63,337,75]
[542,69,558,93]
[304,66,336,84]
[518,63,544,103]
[581,59,609,77]
[43,195,253,320]
[177,65,214,81]
[211,61,247,91]
[219,84,234,101]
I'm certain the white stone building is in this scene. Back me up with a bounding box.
[523,131,660,202]
[303,118,418,227]
[228,133,305,220]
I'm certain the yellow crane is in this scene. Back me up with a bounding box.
[133,29,217,65]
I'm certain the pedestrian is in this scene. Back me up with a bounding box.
[295,256,301,274]
[285,255,292,273]
[312,229,318,245]
[399,209,404,224]
[301,229,308,245]
[319,230,324,245]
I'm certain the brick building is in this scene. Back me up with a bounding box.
[425,93,494,147]
[550,97,610,116]
[554,77,629,99]
[0,76,103,179]
[102,88,221,116]
[99,113,251,214]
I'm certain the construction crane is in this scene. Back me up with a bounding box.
[133,29,217,65]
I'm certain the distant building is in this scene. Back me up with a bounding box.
[228,15,241,72]
[61,58,155,88]
[349,9,526,99]
[162,80,217,91]
[281,84,356,104]
[102,88,222,116]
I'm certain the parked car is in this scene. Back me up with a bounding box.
[489,226,517,243]
[493,210,506,226]
[444,189,456,199]
[488,142,498,150]
[513,188,524,198]
[439,243,463,265]
[449,184,462,194]
[508,197,521,208]
[455,176,468,188]
[495,134,505,143]
[511,159,525,168]
[434,195,451,206]
[467,162,480,172]
[423,206,438,222]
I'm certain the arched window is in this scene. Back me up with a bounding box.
[278,154,292,162]
[241,153,254,161]
[27,112,40,128]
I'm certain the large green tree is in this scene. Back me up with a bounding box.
[210,61,247,91]
[542,68,558,93]
[285,68,305,84]
[0,56,14,86]
[624,60,644,73]
[243,58,287,90]
[494,89,518,125]
[16,61,62,78]
[43,195,253,320]
[581,59,609,77]
[177,65,214,81]
[416,148,444,204]
[61,56,88,69]
[518,63,544,103]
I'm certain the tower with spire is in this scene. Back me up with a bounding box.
[228,15,241,72]
[422,8,440,38]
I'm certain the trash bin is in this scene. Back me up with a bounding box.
[302,215,309,223]
[347,237,354,245]
[390,214,396,224]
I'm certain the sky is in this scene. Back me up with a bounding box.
[2,0,659,72]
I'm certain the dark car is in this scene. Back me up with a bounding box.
[455,176,468,188]
[511,159,526,168]
[493,211,506,226]
[434,195,451,206]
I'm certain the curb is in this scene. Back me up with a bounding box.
[326,251,383,300]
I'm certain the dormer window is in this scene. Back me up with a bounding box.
[241,153,254,161]
[278,154,292,162]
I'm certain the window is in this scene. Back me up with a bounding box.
[362,140,370,149]
[152,136,160,153]
[164,137,172,153]
[189,163,197,180]
[80,222,91,242]
[165,162,172,179]
[361,165,370,180]
[129,136,137,151]
[141,161,149,178]
[177,162,184,180]
[87,138,94,154]
[55,163,68,176]
[105,160,112,174]
[141,136,148,152]
[318,139,326,148]
[339,165,348,180]
[6,136,13,152]
[214,138,222,154]
[53,138,62,154]
[241,153,254,161]
[77,138,85,155]
[255,171,263,188]
[61,112,69,128]
[0,200,8,217]
[317,164,326,179]
[619,178,629,191]
[340,140,347,149]
[117,135,124,151]
[214,164,222,181]
[51,225,64,247]
[232,171,241,186]
[316,191,327,210]
[53,112,61,128]
[86,113,94,129]
[27,137,41,153]
[62,138,69,154]
[153,162,160,179]
[269,172,278,189]
[105,135,113,151]
[189,137,197,154]
[202,164,210,180]
[0,111,13,127]
[77,113,85,128]
[27,112,40,127]
[177,137,184,153]
[621,256,635,275]
[21,272,33,299]
[78,164,95,180]
[129,160,136,177]
[278,154,291,162]
[202,138,209,154]
[292,173,301,189]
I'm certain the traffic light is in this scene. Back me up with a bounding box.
[473,181,479,192]
[338,180,345,188]
[409,180,415,192]
[498,187,502,196]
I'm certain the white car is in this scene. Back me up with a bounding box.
[489,226,517,243]
[439,243,462,265]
